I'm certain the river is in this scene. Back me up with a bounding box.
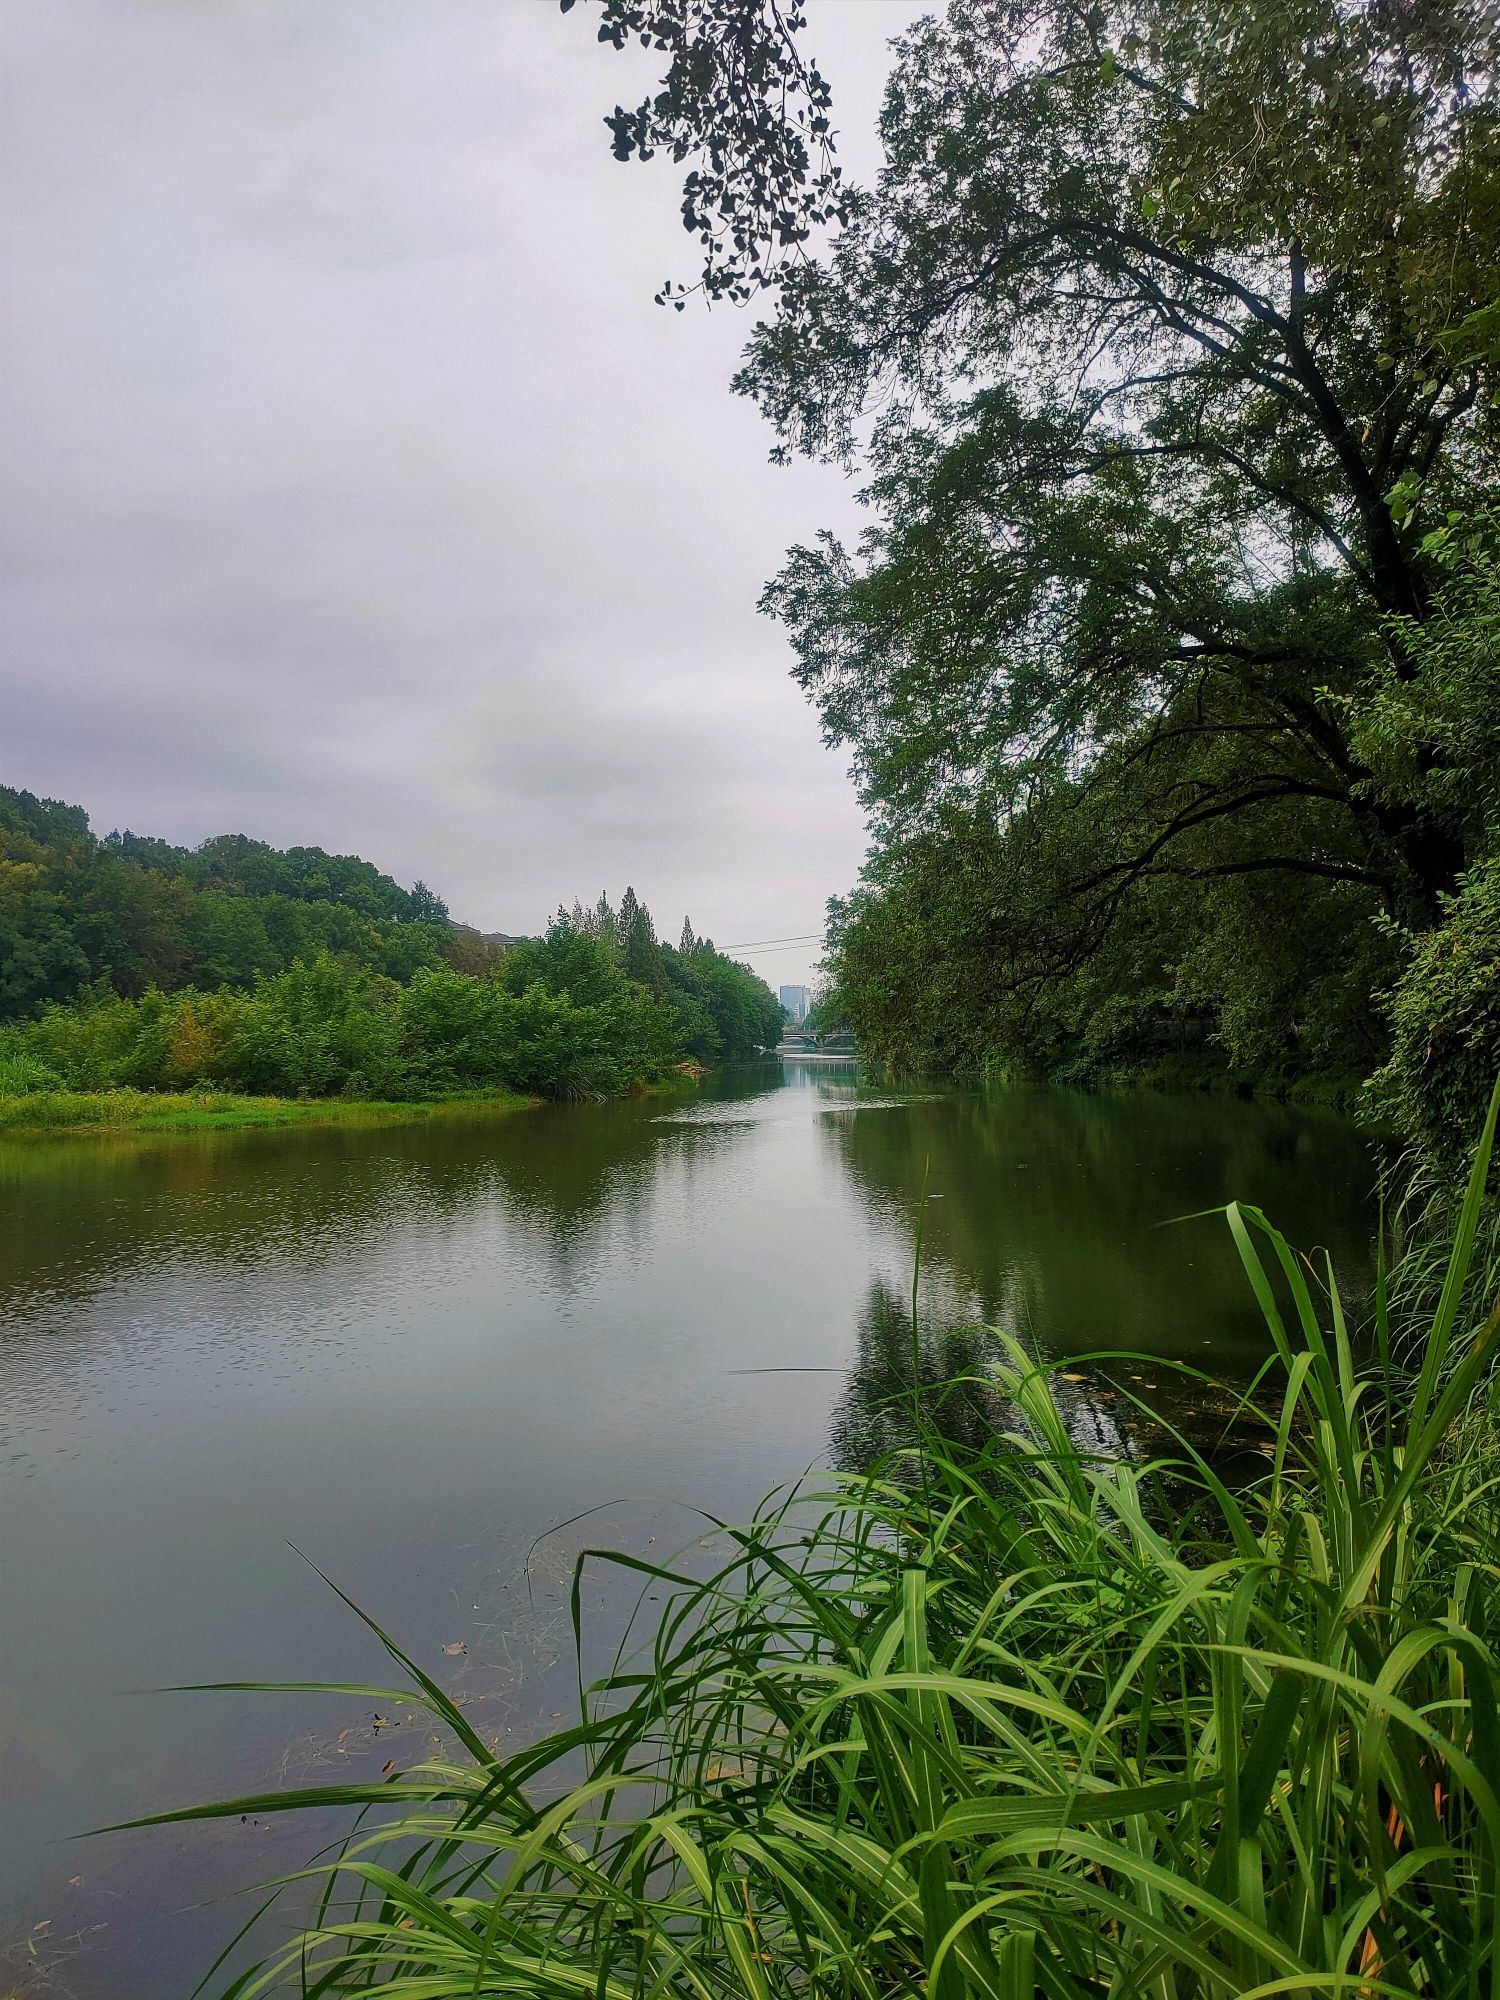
[0,1061,1379,1993]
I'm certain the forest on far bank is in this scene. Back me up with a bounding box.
[0,783,784,1100]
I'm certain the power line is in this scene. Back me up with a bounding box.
[724,942,825,956]
[716,931,823,952]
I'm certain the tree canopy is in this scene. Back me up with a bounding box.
[573,0,1500,1129]
[0,783,458,1017]
[751,0,1498,914]
[0,791,785,1097]
[540,889,786,1059]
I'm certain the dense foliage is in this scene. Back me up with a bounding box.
[0,956,680,1102]
[535,892,787,1062]
[0,789,783,1100]
[577,0,1500,1140]
[0,783,459,1017]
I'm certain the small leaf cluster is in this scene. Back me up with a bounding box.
[562,0,847,304]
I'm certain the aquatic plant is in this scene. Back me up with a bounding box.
[125,1094,1500,1997]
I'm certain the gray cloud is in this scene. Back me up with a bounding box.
[1,0,922,986]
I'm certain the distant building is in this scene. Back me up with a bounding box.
[779,984,811,1025]
[447,922,532,949]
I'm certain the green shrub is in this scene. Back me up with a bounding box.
[1375,859,1500,1171]
[0,948,698,1106]
[0,1050,63,1094]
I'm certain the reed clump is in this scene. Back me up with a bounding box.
[132,1096,1500,1997]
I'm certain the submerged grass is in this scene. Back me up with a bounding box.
[0,1087,537,1136]
[123,1095,1500,1997]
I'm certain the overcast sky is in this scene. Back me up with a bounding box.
[1,1,922,988]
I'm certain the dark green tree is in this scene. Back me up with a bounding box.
[408,879,450,924]
[574,0,1500,1091]
[621,887,668,993]
[747,0,1498,921]
[0,786,461,1019]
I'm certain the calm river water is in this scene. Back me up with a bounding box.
[1,1062,1379,1992]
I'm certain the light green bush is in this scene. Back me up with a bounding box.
[0,1050,64,1094]
[1375,859,1500,1171]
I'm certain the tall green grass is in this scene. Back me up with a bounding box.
[125,1095,1500,1997]
[0,1087,535,1135]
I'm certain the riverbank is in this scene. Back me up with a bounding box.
[0,1086,539,1136]
[1083,1055,1371,1112]
[954,1049,1373,1113]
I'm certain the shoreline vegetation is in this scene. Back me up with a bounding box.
[0,1062,720,1137]
[0,1085,542,1137]
[972,1050,1371,1113]
[0,1055,1378,1143]
[132,1093,1500,1997]
[1,783,787,1118]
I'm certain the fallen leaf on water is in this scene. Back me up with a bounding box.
[441,1642,467,1657]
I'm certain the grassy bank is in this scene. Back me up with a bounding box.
[0,1086,537,1136]
[120,1094,1500,1996]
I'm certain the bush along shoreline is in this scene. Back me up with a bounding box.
[113,1091,1500,1997]
[0,893,784,1120]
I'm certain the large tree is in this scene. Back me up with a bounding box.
[572,0,1500,1062]
[756,0,1498,920]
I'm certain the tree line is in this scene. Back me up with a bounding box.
[0,782,460,1015]
[0,786,783,1099]
[575,0,1500,1169]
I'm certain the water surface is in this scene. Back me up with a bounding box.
[0,1064,1378,1992]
